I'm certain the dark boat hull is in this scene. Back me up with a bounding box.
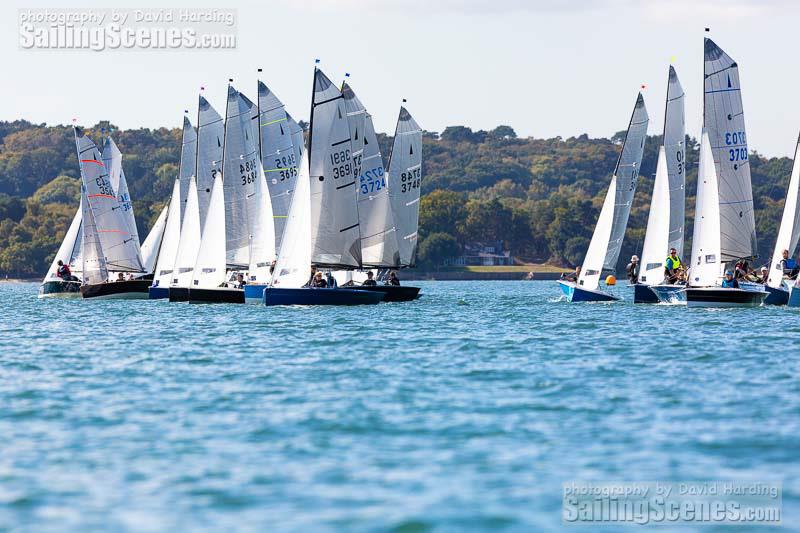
[168,287,190,302]
[684,287,767,308]
[263,287,385,306]
[340,284,421,302]
[558,281,619,302]
[187,287,245,304]
[38,280,81,298]
[632,283,659,304]
[763,285,789,306]
[80,279,150,299]
[148,285,169,300]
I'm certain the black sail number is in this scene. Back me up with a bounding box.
[240,157,258,186]
[400,167,422,193]
[330,148,352,180]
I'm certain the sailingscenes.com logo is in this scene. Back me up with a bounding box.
[18,8,237,51]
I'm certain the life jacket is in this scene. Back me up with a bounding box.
[665,255,681,269]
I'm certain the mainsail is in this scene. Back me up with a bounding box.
[80,185,108,285]
[152,179,182,287]
[308,68,361,268]
[767,134,800,288]
[387,107,423,267]
[271,151,312,288]
[257,80,299,252]
[178,116,198,222]
[75,127,144,273]
[604,93,649,271]
[704,38,757,261]
[140,204,168,274]
[638,67,685,285]
[43,204,82,282]
[690,132,723,286]
[195,95,225,229]
[101,136,142,255]
[171,177,202,286]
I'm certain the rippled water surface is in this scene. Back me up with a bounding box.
[1,281,799,531]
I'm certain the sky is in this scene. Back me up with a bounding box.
[3,0,800,157]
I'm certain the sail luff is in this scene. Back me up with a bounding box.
[767,134,800,288]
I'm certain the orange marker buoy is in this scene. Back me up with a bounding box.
[605,275,617,286]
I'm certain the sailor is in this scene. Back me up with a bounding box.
[664,248,683,283]
[561,266,580,283]
[721,270,739,288]
[387,271,401,286]
[626,255,639,284]
[734,259,749,280]
[757,266,769,284]
[780,249,799,278]
[235,273,247,289]
[310,271,328,288]
[362,271,377,286]
[56,260,74,281]
[116,273,125,282]
[306,266,318,287]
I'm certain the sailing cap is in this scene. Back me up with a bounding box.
[725,270,733,275]
[631,255,639,261]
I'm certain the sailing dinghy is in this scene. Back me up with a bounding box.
[263,68,384,306]
[763,134,800,305]
[634,66,686,304]
[558,93,649,302]
[684,39,766,308]
[38,203,82,298]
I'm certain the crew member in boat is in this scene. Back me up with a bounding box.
[756,266,769,284]
[780,249,799,279]
[56,260,77,282]
[235,273,247,289]
[721,270,739,288]
[387,271,401,286]
[664,248,683,284]
[362,271,377,286]
[560,266,580,283]
[626,255,639,284]
[310,271,328,288]
[306,266,318,287]
[116,273,125,282]
[734,259,750,280]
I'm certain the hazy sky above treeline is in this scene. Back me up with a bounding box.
[3,0,799,157]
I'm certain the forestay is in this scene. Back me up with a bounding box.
[258,80,300,252]
[152,179,181,287]
[308,68,361,268]
[604,93,648,271]
[690,132,723,287]
[704,38,756,261]
[75,127,143,272]
[387,107,423,267]
[767,134,800,288]
[195,95,225,229]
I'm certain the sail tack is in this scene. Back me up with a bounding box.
[704,38,757,261]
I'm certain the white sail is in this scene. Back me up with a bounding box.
[690,132,723,287]
[605,93,649,270]
[152,180,181,287]
[258,81,299,252]
[178,116,198,223]
[578,177,617,290]
[387,107,423,267]
[664,66,686,256]
[309,68,361,268]
[271,151,312,288]
[192,170,227,288]
[704,38,756,261]
[767,134,800,288]
[222,87,261,269]
[195,95,225,229]
[171,177,202,287]
[80,186,108,285]
[75,127,143,273]
[43,204,82,282]
[140,204,168,274]
[101,136,142,254]
[287,113,305,171]
[638,148,670,285]
[248,161,276,282]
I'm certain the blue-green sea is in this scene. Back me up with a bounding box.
[1,281,798,531]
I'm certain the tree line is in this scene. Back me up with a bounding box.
[0,119,793,277]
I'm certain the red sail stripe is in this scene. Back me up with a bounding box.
[80,159,105,166]
[88,194,116,199]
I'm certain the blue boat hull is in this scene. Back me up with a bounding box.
[763,285,789,306]
[148,286,169,300]
[788,286,800,308]
[632,283,659,304]
[243,284,267,303]
[649,284,687,304]
[558,281,619,302]
[263,287,385,306]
